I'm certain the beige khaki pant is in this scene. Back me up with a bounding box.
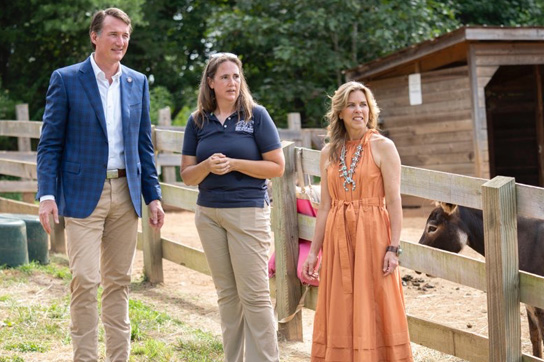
[65,178,138,362]
[195,205,279,362]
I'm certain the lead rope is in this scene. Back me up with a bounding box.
[277,285,310,324]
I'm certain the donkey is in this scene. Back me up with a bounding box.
[418,203,544,357]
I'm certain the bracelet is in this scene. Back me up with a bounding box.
[386,245,402,256]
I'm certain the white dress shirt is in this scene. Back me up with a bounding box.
[40,54,126,202]
[90,53,125,170]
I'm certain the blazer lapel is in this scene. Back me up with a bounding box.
[120,70,133,142]
[78,57,108,138]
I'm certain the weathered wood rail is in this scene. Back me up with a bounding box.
[1,117,544,362]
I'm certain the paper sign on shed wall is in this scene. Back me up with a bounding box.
[409,73,422,105]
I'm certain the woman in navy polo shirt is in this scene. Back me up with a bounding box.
[181,53,284,362]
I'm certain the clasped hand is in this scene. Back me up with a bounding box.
[207,153,231,175]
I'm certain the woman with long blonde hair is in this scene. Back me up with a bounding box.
[303,81,413,361]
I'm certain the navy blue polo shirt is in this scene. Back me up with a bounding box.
[182,105,282,208]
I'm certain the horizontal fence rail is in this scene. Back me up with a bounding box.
[0,120,42,139]
[1,118,544,361]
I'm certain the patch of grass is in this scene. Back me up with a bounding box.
[129,298,180,343]
[0,258,224,361]
[19,261,72,281]
[175,328,224,362]
[0,356,25,362]
[127,296,223,361]
[46,301,69,319]
[0,298,69,355]
[131,339,173,360]
[4,341,47,353]
[0,260,71,286]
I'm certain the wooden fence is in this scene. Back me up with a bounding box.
[1,114,544,361]
[154,108,325,186]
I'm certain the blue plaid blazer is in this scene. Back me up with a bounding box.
[37,56,161,218]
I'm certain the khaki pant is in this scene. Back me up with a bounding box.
[195,205,279,362]
[65,178,138,362]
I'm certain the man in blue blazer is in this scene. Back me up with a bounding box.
[37,8,164,361]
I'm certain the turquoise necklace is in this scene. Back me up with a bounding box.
[339,140,363,192]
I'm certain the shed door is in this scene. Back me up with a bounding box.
[485,65,544,186]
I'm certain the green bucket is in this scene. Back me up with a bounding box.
[0,214,49,264]
[0,218,29,267]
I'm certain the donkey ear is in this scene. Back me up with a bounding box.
[439,202,458,215]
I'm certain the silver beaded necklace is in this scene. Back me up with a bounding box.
[339,140,363,192]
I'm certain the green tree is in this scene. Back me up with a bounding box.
[453,0,544,26]
[207,0,459,127]
[1,0,543,131]
[0,80,18,150]
[149,85,174,125]
[127,0,234,122]
[0,0,144,120]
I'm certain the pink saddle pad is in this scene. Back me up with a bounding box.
[268,198,322,286]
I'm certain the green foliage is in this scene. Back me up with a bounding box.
[0,192,22,202]
[0,0,145,121]
[172,105,194,126]
[454,0,544,26]
[207,0,459,127]
[1,0,542,133]
[0,177,22,199]
[0,81,17,120]
[127,0,230,124]
[0,80,18,151]
[149,86,174,125]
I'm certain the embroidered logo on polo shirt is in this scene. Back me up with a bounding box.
[235,120,254,133]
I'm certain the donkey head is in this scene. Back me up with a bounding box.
[418,202,467,254]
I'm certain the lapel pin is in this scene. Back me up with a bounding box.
[127,77,132,83]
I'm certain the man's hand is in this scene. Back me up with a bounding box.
[39,200,59,234]
[148,200,165,230]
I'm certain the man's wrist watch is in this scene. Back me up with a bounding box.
[386,245,402,256]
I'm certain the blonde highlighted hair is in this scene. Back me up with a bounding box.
[325,81,380,162]
[193,53,255,128]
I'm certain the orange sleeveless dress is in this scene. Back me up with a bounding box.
[311,130,413,361]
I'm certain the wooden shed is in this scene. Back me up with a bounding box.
[346,26,544,189]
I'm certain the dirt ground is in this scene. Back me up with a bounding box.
[131,205,535,361]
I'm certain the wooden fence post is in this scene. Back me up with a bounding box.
[158,107,177,184]
[141,125,164,282]
[271,141,303,341]
[141,198,163,283]
[481,176,521,362]
[287,112,303,147]
[15,104,34,203]
[287,113,301,131]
